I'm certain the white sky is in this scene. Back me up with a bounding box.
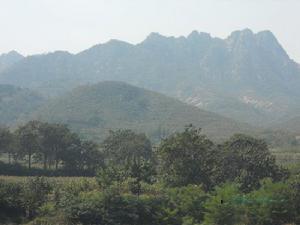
[0,0,300,62]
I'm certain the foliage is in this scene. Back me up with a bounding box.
[0,174,298,225]
[21,177,52,218]
[103,129,153,166]
[244,179,297,225]
[0,84,44,125]
[202,183,244,225]
[219,134,289,192]
[0,124,298,224]
[163,185,207,225]
[32,81,253,142]
[1,121,103,175]
[0,127,15,163]
[158,125,218,190]
[101,129,156,194]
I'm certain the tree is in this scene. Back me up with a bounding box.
[15,121,42,169]
[55,133,101,174]
[0,127,14,164]
[81,140,103,172]
[245,178,297,225]
[157,125,217,190]
[58,132,82,171]
[165,185,208,225]
[202,183,244,225]
[21,177,52,218]
[219,134,288,192]
[102,129,153,166]
[102,129,155,188]
[38,123,76,170]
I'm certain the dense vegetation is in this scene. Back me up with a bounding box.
[31,81,253,142]
[0,176,299,225]
[0,84,44,125]
[0,121,102,176]
[1,122,298,224]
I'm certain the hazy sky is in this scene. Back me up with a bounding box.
[1,0,300,62]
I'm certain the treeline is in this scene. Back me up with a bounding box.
[0,121,102,175]
[1,122,299,224]
[1,122,288,189]
[0,172,299,224]
[1,176,300,225]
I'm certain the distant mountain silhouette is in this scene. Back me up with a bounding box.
[1,29,300,126]
[0,51,24,72]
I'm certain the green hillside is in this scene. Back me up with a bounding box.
[0,84,45,125]
[32,81,253,142]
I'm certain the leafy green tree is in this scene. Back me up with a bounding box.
[38,123,61,169]
[102,129,155,191]
[203,183,244,225]
[39,123,78,170]
[21,177,52,218]
[128,159,156,195]
[0,127,14,164]
[58,133,82,171]
[245,178,297,225]
[96,164,128,193]
[157,125,216,190]
[0,179,23,219]
[81,140,104,172]
[290,175,300,224]
[164,185,207,225]
[15,121,42,169]
[103,129,153,165]
[60,186,168,225]
[58,138,100,173]
[220,134,288,192]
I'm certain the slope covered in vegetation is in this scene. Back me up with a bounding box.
[0,84,45,125]
[32,81,253,141]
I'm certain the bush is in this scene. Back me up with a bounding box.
[202,183,244,225]
[21,177,52,218]
[0,179,24,219]
[245,178,298,225]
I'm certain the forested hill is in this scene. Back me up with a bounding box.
[31,81,253,142]
[0,84,45,125]
[1,29,300,126]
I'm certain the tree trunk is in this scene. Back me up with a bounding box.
[8,152,11,164]
[28,153,31,169]
[55,159,59,170]
[43,154,47,170]
[55,146,59,170]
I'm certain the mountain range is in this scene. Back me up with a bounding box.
[0,29,300,131]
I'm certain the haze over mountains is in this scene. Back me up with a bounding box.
[0,29,300,131]
[0,51,24,73]
[0,84,44,125]
[31,81,253,142]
